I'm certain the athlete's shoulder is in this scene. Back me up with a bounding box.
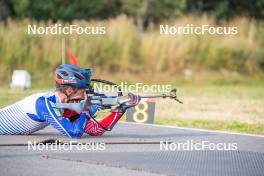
[36,91,62,116]
[34,91,58,104]
[35,91,58,106]
[41,91,55,99]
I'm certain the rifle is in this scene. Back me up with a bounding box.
[87,79,183,110]
[55,78,182,131]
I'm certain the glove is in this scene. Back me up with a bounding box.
[82,104,102,118]
[120,93,141,110]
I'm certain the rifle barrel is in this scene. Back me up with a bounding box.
[140,94,168,98]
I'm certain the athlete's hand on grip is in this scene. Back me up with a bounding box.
[120,93,141,110]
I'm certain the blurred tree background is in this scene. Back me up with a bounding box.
[1,0,263,25]
[0,0,264,87]
[0,0,264,26]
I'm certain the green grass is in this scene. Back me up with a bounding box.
[154,80,264,135]
[155,118,264,135]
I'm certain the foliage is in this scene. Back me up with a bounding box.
[0,16,263,86]
[1,0,263,25]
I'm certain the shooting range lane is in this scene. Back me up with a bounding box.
[0,123,264,176]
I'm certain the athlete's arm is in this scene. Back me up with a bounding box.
[85,109,124,136]
[85,93,140,136]
[36,97,88,138]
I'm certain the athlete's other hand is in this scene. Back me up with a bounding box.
[120,93,141,110]
[82,104,102,118]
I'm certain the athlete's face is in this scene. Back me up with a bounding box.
[67,88,86,103]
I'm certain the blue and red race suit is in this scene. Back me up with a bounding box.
[0,91,123,138]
